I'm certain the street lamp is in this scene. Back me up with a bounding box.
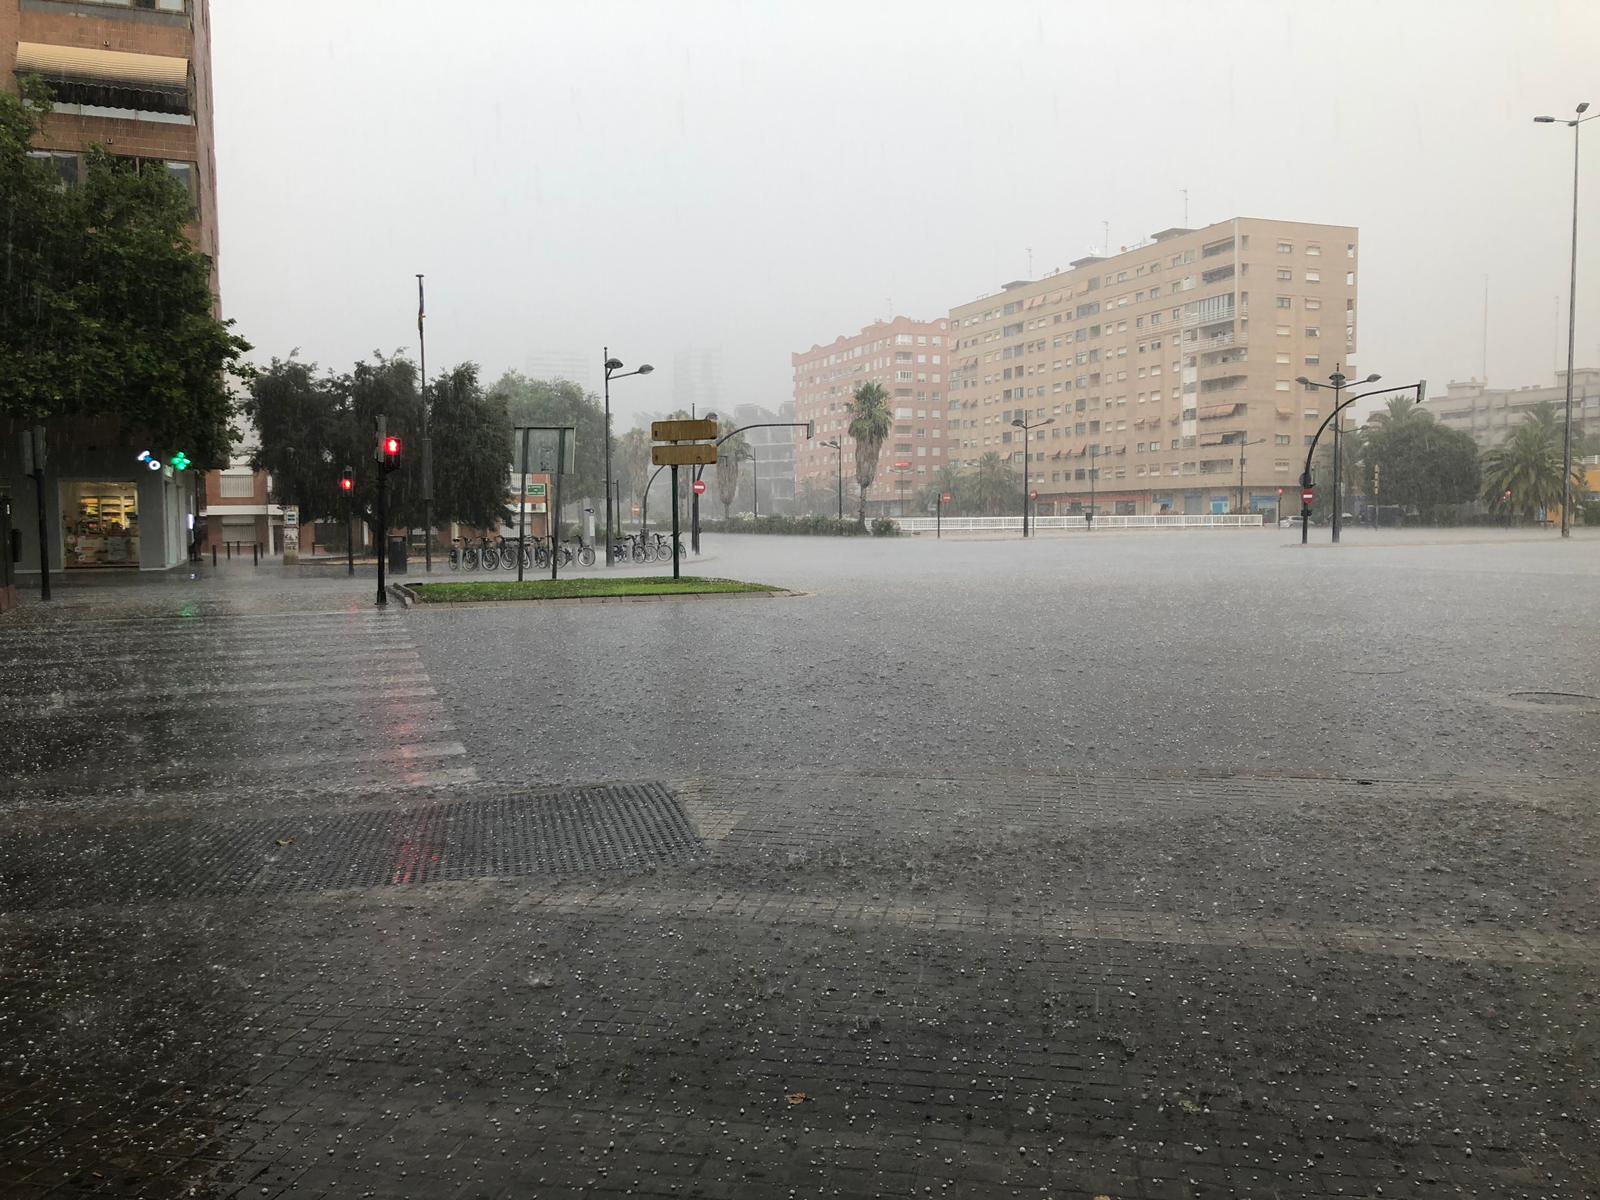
[1010,415,1054,537]
[1236,437,1266,514]
[1086,443,1099,531]
[821,438,844,521]
[1295,368,1379,544]
[602,350,653,566]
[1534,101,1594,537]
[1295,371,1424,545]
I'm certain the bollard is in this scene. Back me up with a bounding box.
[252,543,259,566]
[211,545,217,567]
[226,541,232,559]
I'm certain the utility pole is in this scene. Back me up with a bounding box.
[417,275,431,573]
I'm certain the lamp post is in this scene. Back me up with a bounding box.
[1296,372,1425,545]
[1236,437,1266,514]
[1087,443,1098,531]
[1010,415,1054,537]
[1534,102,1594,537]
[1295,368,1378,543]
[602,350,653,566]
[821,438,844,520]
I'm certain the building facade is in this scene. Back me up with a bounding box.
[1420,368,1600,447]
[792,316,953,517]
[2,0,220,574]
[947,218,1358,515]
[730,401,796,514]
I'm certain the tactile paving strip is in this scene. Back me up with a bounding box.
[1,783,702,911]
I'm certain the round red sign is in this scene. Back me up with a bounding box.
[691,479,707,495]
[1300,488,1315,505]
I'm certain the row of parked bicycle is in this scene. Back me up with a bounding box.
[448,532,683,571]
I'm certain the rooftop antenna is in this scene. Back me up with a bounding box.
[1181,188,1189,226]
[1481,275,1488,384]
[1027,247,1033,277]
[1102,221,1109,257]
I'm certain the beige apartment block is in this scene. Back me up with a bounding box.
[948,219,1359,515]
[792,316,954,517]
[1420,368,1600,447]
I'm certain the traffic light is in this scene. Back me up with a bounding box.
[375,416,401,473]
[340,467,354,493]
[1372,463,1381,497]
[805,420,815,439]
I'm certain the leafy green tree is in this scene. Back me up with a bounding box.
[615,426,652,514]
[1308,425,1365,521]
[245,353,508,542]
[0,85,249,463]
[916,463,964,513]
[1362,411,1479,516]
[428,363,512,531]
[847,381,892,524]
[1480,415,1578,521]
[489,372,607,504]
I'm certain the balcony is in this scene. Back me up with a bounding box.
[1198,330,1246,351]
[15,42,192,118]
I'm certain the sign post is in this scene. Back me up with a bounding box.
[517,427,530,582]
[21,428,49,601]
[670,466,681,580]
[282,506,300,565]
[940,491,951,539]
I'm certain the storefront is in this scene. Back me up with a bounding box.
[60,480,142,568]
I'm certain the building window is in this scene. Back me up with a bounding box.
[1277,242,1292,254]
[1276,268,1292,281]
[1275,434,1292,445]
[1275,381,1290,391]
[1276,297,1292,309]
[1305,270,1321,283]
[1305,327,1320,338]
[1307,244,1321,256]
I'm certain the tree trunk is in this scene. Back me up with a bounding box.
[858,486,867,527]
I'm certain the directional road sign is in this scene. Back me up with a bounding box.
[652,419,719,442]
[653,443,719,467]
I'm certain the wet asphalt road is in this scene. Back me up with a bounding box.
[1,529,1598,1199]
[413,528,1598,786]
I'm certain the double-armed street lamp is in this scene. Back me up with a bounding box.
[1534,101,1594,537]
[1295,368,1425,545]
[821,438,844,520]
[1010,415,1054,537]
[602,350,653,566]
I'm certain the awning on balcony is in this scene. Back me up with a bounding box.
[1198,402,1240,420]
[1276,404,1295,417]
[15,42,190,114]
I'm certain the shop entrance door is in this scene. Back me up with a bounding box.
[61,481,140,568]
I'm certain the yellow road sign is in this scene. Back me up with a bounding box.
[651,418,719,442]
[652,443,719,466]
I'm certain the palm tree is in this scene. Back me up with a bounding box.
[1364,394,1430,431]
[714,425,750,520]
[970,452,1013,515]
[917,463,963,513]
[1480,416,1573,521]
[847,381,892,525]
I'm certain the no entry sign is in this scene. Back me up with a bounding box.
[691,479,707,495]
[1301,488,1315,505]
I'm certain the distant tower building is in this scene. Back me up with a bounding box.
[673,349,724,417]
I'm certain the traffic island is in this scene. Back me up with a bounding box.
[401,576,788,605]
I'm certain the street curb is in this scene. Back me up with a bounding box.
[388,583,416,608]
[404,587,798,609]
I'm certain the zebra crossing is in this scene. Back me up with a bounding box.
[0,598,477,814]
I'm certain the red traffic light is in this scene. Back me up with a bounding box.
[383,436,401,456]
[340,476,354,492]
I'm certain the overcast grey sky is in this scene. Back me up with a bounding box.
[213,0,1598,425]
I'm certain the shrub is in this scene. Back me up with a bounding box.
[870,517,899,537]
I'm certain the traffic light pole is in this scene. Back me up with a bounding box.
[375,459,387,606]
[346,491,354,577]
[517,428,530,583]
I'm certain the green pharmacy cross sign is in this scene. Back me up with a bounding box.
[170,451,191,471]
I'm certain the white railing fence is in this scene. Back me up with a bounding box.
[894,513,1265,533]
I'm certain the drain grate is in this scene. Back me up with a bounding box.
[2,783,702,912]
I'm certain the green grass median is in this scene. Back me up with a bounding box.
[408,576,784,603]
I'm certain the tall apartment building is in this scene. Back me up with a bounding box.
[792,316,953,517]
[674,348,724,418]
[948,219,1358,515]
[1419,367,1600,447]
[730,401,796,514]
[2,0,221,572]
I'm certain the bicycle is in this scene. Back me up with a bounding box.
[651,532,679,559]
[461,537,481,571]
[476,535,500,571]
[497,536,518,572]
